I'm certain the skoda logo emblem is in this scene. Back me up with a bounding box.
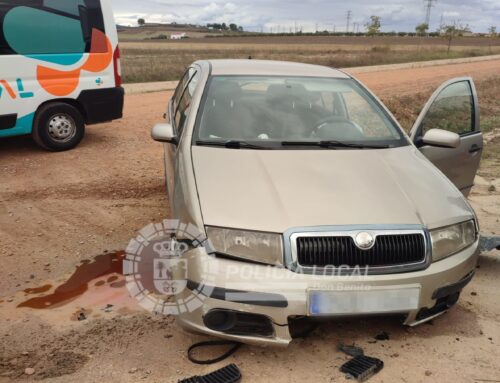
[354,232,375,250]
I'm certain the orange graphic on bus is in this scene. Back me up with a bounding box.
[37,29,113,97]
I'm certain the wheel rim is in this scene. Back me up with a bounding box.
[47,114,77,143]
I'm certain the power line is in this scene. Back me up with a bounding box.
[346,10,352,33]
[424,0,437,26]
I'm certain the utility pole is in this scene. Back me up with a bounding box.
[424,0,437,28]
[346,10,352,33]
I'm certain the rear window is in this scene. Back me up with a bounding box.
[0,0,104,56]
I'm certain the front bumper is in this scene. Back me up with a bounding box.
[176,240,479,347]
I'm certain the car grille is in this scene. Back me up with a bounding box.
[295,233,426,268]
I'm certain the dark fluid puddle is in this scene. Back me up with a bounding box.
[17,251,125,309]
[24,284,53,295]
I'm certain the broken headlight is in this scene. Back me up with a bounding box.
[206,226,283,266]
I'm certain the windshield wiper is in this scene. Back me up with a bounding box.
[196,140,271,150]
[281,140,391,149]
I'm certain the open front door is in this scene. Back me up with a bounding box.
[410,77,483,196]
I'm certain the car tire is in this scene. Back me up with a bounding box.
[32,103,85,151]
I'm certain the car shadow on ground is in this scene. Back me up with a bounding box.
[0,135,39,153]
[0,128,111,156]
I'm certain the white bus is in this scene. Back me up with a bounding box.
[0,0,123,151]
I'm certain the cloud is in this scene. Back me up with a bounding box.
[110,0,499,32]
[442,11,461,18]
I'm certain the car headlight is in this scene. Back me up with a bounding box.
[206,226,283,266]
[430,220,477,262]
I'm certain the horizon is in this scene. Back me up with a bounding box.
[110,0,500,34]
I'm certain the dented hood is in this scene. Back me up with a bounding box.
[192,146,473,233]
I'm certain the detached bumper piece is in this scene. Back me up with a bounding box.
[340,355,384,382]
[178,364,241,383]
[415,271,474,323]
[203,309,274,337]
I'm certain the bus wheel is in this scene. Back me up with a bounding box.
[33,103,85,151]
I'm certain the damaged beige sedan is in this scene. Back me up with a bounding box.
[151,60,483,346]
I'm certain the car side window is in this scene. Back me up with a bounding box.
[419,81,474,137]
[174,70,199,137]
[172,70,191,110]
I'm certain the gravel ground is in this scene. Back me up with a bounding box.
[0,60,499,383]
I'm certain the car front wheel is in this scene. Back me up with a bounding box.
[32,103,85,151]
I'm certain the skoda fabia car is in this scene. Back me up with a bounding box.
[151,60,483,346]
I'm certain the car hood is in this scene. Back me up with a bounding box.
[192,146,474,233]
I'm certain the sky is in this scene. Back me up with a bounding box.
[110,0,500,33]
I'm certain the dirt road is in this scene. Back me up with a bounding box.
[0,59,499,382]
[353,57,500,97]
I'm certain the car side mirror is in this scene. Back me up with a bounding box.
[151,123,177,144]
[421,129,460,149]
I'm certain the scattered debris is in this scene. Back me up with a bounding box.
[339,344,365,357]
[101,304,114,313]
[24,368,35,376]
[78,312,87,321]
[340,355,384,382]
[129,367,138,374]
[479,235,500,252]
[178,364,241,383]
[471,292,478,296]
[374,331,390,341]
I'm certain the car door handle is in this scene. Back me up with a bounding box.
[469,144,482,153]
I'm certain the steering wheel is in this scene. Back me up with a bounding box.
[310,115,356,138]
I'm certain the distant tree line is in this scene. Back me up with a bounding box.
[206,23,244,32]
[206,31,445,38]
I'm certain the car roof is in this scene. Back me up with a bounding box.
[200,59,351,78]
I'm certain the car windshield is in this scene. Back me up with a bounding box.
[195,76,407,149]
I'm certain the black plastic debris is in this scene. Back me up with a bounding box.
[340,355,384,382]
[101,304,114,313]
[479,235,500,252]
[374,331,390,341]
[339,344,365,357]
[178,364,241,383]
[77,312,87,321]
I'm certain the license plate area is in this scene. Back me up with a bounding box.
[308,287,420,316]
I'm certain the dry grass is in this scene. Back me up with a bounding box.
[383,76,500,179]
[120,41,500,83]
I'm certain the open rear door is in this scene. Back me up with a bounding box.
[410,77,483,196]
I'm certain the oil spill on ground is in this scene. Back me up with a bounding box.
[17,251,125,309]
